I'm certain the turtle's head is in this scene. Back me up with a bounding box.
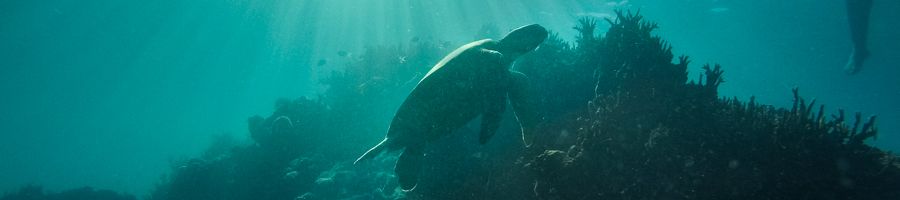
[498,24,548,56]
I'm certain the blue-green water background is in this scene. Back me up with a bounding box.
[1,0,898,196]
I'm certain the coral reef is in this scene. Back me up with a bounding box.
[147,90,397,200]
[146,40,448,200]
[525,11,900,200]
[140,10,898,200]
[0,185,136,200]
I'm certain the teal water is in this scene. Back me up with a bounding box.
[1,0,898,197]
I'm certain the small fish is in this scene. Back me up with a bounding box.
[471,152,483,159]
[605,0,629,7]
[317,59,327,66]
[576,12,613,19]
[337,50,349,57]
[411,37,420,43]
[284,171,299,179]
[710,7,730,13]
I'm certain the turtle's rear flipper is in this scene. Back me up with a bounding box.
[508,71,540,147]
[396,145,424,191]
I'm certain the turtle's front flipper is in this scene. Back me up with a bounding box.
[480,91,507,144]
[508,71,540,147]
[396,144,424,191]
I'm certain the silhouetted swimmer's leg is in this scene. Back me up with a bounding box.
[845,0,873,74]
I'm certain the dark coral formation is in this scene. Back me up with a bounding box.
[525,11,900,200]
[0,185,136,200]
[146,96,383,200]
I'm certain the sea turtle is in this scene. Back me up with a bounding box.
[354,24,547,191]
